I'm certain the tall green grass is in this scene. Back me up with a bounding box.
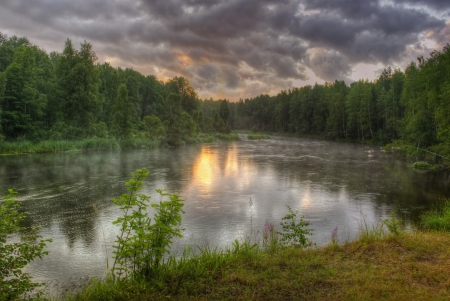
[215,133,240,141]
[118,139,160,149]
[64,231,450,301]
[247,133,270,140]
[0,138,163,155]
[421,198,450,231]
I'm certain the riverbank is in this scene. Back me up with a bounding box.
[0,134,240,155]
[62,230,450,301]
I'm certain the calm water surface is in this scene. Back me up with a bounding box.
[1,135,449,283]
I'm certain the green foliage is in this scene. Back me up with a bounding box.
[1,46,47,140]
[421,198,450,231]
[219,100,230,124]
[278,205,313,248]
[0,138,122,154]
[111,84,136,139]
[91,122,109,138]
[141,115,165,139]
[54,39,104,138]
[112,168,184,279]
[0,189,52,300]
[165,77,198,114]
[197,133,215,143]
[412,161,438,170]
[215,133,240,141]
[383,212,403,236]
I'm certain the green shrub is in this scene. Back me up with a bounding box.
[278,205,313,248]
[0,189,52,300]
[112,168,185,280]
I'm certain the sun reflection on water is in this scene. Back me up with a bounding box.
[192,146,217,196]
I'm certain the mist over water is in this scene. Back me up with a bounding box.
[1,135,449,283]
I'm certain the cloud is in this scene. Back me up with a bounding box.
[394,0,450,10]
[306,49,352,82]
[429,22,450,49]
[0,0,447,100]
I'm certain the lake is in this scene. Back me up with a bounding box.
[1,135,449,284]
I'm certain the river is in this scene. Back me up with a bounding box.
[1,135,449,284]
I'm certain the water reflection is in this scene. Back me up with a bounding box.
[192,146,216,196]
[0,137,449,283]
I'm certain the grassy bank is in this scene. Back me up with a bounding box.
[421,198,450,231]
[0,133,242,155]
[247,133,270,140]
[0,138,162,155]
[64,231,450,301]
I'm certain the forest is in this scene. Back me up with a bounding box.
[1,32,450,156]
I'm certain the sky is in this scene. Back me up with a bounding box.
[1,0,449,101]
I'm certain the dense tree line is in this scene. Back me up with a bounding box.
[231,45,450,156]
[1,33,449,155]
[0,33,231,145]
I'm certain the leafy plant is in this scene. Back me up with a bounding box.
[0,189,52,300]
[383,212,403,236]
[112,168,185,280]
[278,205,313,248]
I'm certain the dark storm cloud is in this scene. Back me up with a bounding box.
[302,0,378,19]
[394,0,450,10]
[289,3,443,63]
[306,50,352,82]
[0,0,447,100]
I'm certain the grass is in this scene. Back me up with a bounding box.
[411,161,440,170]
[247,133,270,140]
[0,133,243,155]
[215,133,240,141]
[421,198,450,231]
[0,136,204,155]
[0,138,123,155]
[61,229,450,301]
[197,133,216,143]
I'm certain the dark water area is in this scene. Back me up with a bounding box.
[1,135,449,283]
